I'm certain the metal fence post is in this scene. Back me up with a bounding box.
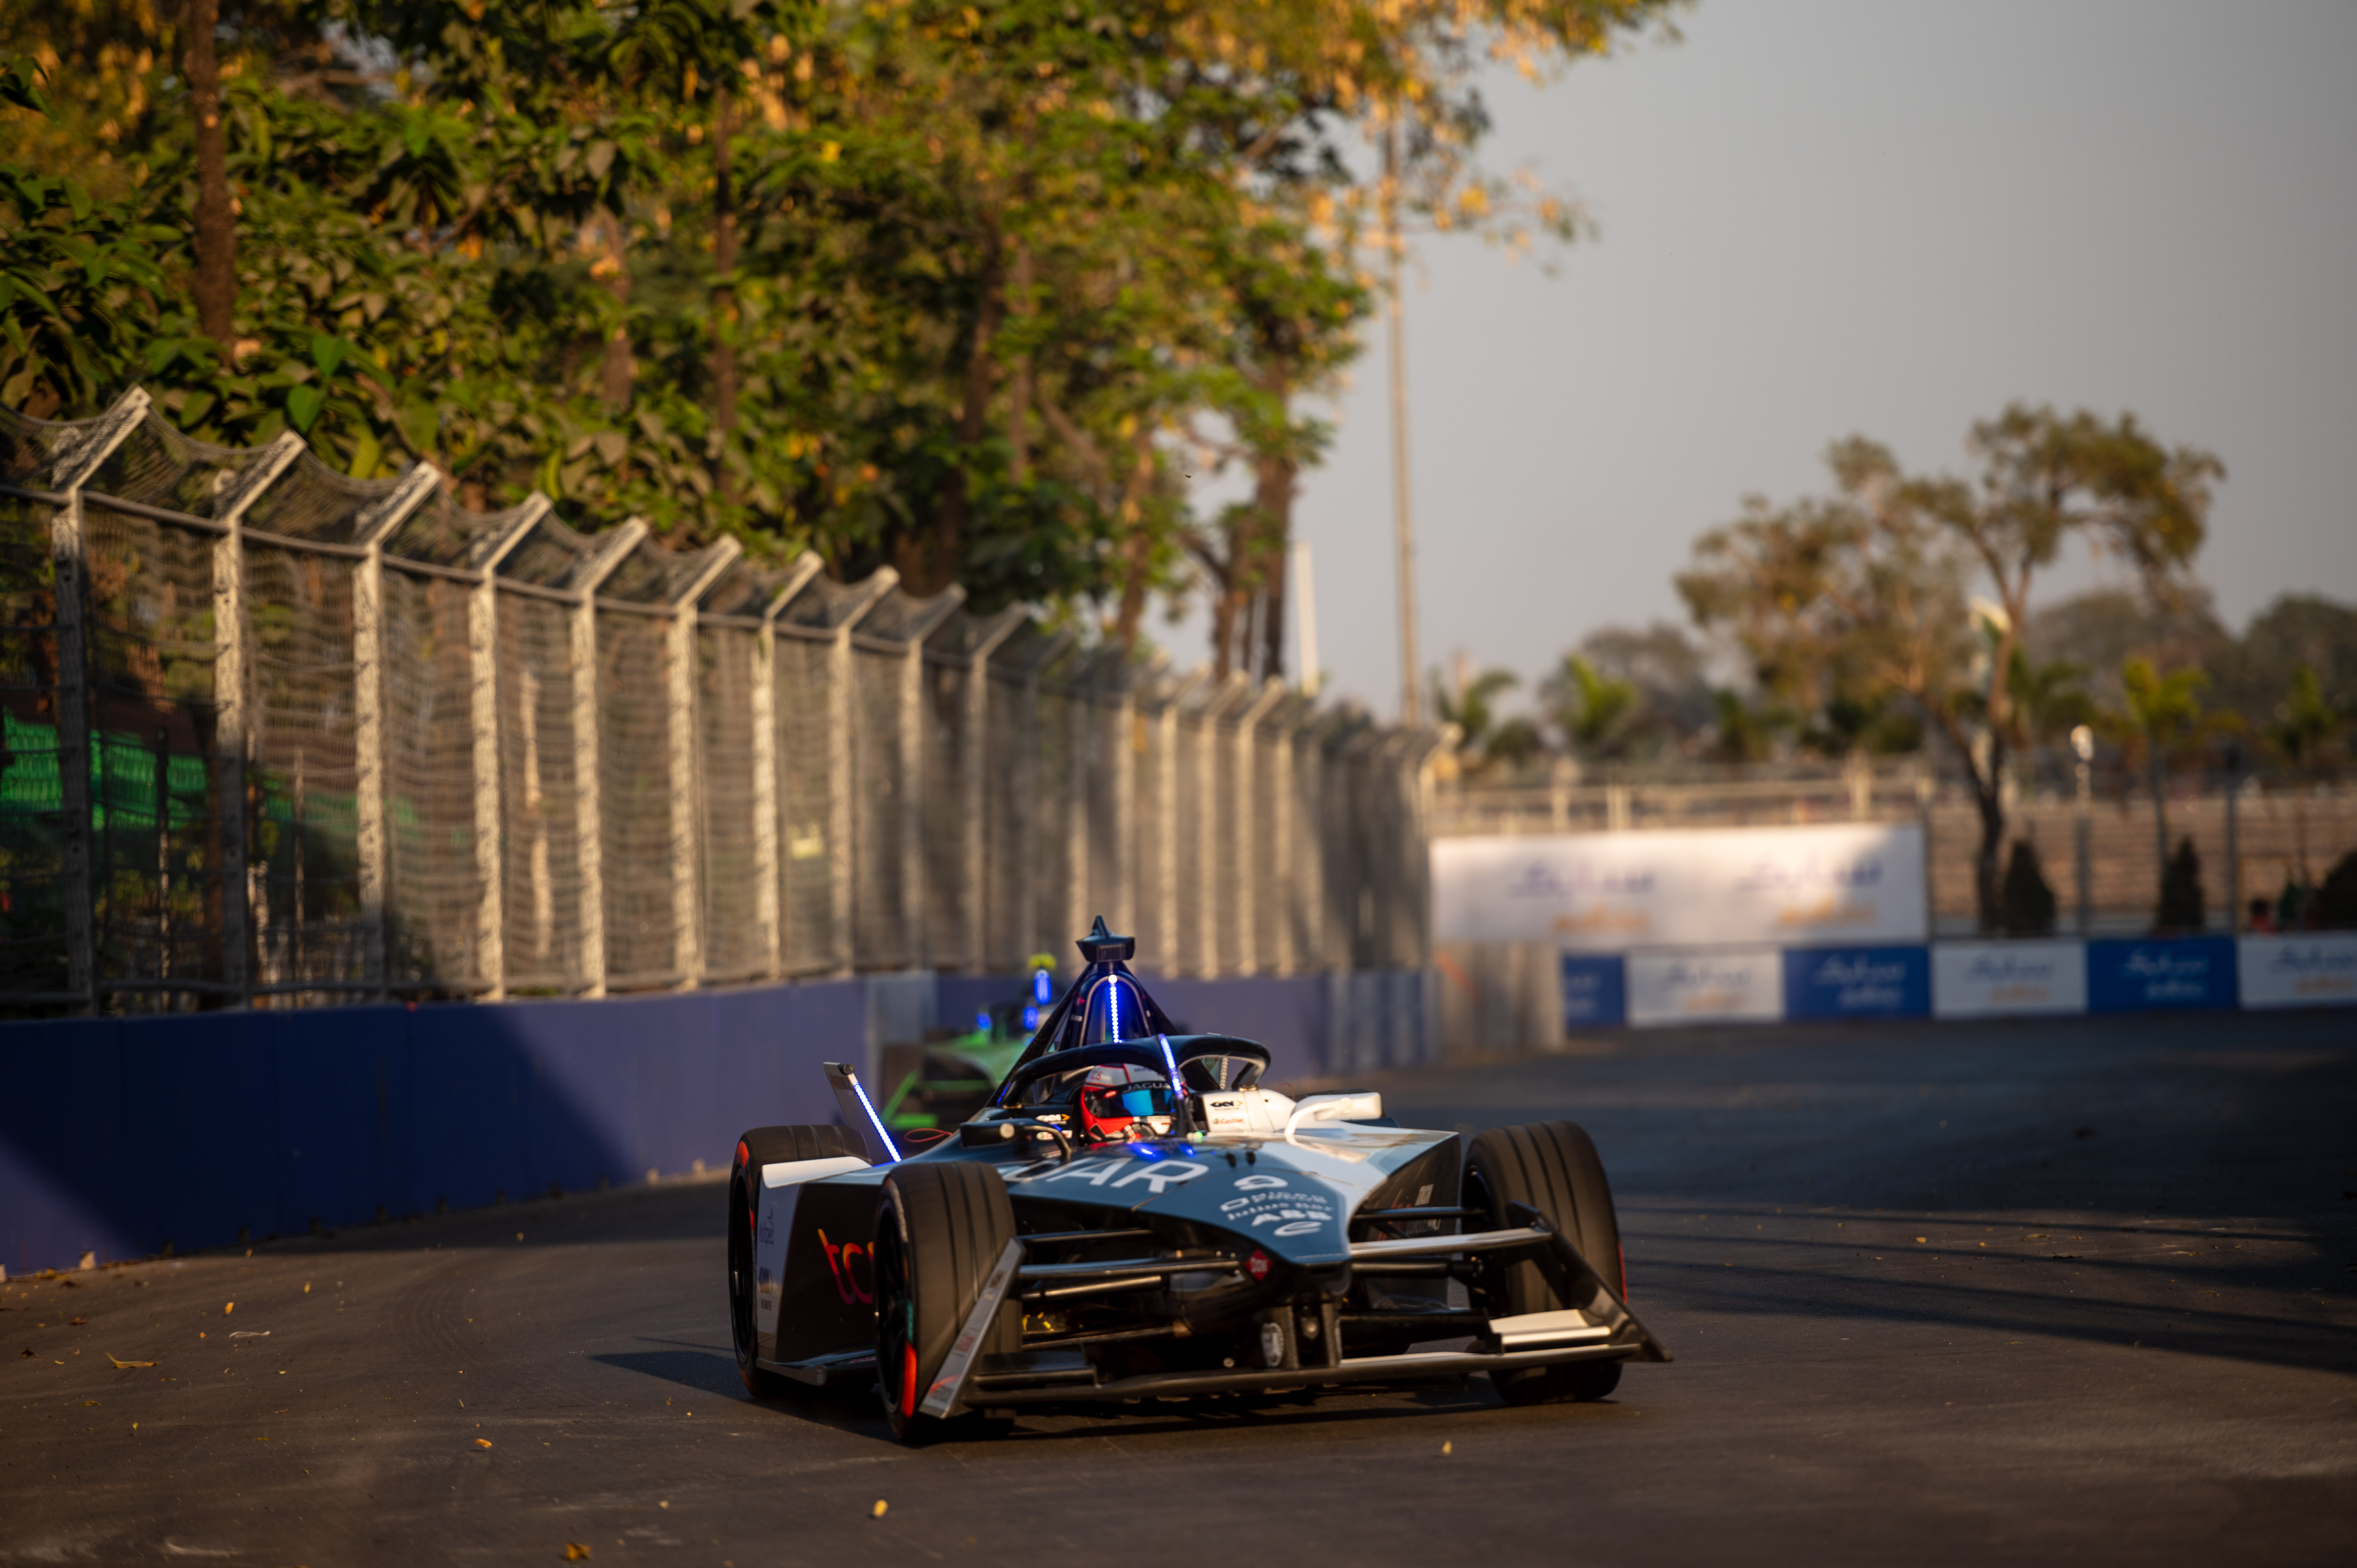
[1269,700,1309,977]
[1067,658,1098,944]
[204,431,304,1008]
[1915,768,1937,941]
[566,519,648,998]
[350,464,441,996]
[756,554,825,979]
[47,389,152,1011]
[962,608,1025,970]
[2223,762,2241,935]
[1196,674,1249,977]
[465,496,549,1002]
[1011,631,1072,965]
[1110,665,1138,943]
[1153,671,1195,976]
[666,540,741,990]
[1231,679,1285,975]
[829,570,897,976]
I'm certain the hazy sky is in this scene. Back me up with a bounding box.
[1177,0,2357,721]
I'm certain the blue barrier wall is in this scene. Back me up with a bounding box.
[2,967,1391,1277]
[2,979,863,1278]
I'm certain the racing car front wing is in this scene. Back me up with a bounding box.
[910,1212,1671,1417]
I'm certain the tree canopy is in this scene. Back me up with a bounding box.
[1675,404,2224,931]
[1,0,1675,661]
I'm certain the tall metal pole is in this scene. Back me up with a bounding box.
[1383,119,1421,727]
[2072,724,2094,936]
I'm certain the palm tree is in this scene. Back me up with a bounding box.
[2108,658,2236,918]
[1541,654,1640,761]
[1431,666,1526,777]
[2266,665,2339,886]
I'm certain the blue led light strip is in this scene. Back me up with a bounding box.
[848,1072,902,1163]
[1104,975,1128,1042]
[1157,1031,1181,1088]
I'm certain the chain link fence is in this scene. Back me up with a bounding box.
[0,390,1444,1015]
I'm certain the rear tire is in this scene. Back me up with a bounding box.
[1463,1120,1626,1406]
[729,1125,866,1398]
[873,1161,1019,1444]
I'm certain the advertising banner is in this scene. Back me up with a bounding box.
[1932,940,2089,1018]
[1433,823,1926,951]
[1626,948,1784,1028]
[1783,946,1931,1019]
[2238,934,2357,1009]
[1560,954,1628,1030]
[2086,938,2238,1013]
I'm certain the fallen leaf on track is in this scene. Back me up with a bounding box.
[564,1545,592,1562]
[871,1500,888,1519]
[475,1438,493,1449]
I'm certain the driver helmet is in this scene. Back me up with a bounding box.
[1077,1063,1177,1142]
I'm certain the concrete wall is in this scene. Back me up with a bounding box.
[2,968,1430,1277]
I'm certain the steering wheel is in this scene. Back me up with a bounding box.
[998,1035,1272,1105]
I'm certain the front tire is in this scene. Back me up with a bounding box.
[729,1125,866,1398]
[873,1161,1019,1444]
[1463,1120,1626,1406]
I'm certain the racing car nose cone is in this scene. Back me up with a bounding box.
[1076,915,1136,962]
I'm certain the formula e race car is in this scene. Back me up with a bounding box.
[727,920,1670,1442]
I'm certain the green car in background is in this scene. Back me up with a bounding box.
[877,957,1062,1133]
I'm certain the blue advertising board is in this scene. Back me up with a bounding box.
[1560,953,1628,1029]
[2087,937,2238,1013]
[1782,945,1931,1019]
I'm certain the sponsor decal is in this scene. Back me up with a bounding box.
[1784,946,1929,1018]
[1246,1248,1272,1282]
[1931,940,2087,1017]
[816,1228,873,1305]
[1022,1157,1210,1195]
[1627,946,1784,1027]
[1560,953,1627,1028]
[2239,934,2357,1009]
[759,1204,776,1248]
[2088,938,2237,1013]
[1217,1175,1336,1237]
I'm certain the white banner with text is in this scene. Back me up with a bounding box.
[1932,940,2090,1017]
[1626,947,1786,1028]
[2238,934,2357,1009]
[1433,823,1927,951]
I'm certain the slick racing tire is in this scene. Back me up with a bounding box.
[729,1125,866,1398]
[1463,1120,1626,1406]
[873,1160,1019,1444]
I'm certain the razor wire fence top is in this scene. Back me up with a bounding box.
[0,391,1447,1014]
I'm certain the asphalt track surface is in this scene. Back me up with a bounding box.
[5,1011,2354,1566]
